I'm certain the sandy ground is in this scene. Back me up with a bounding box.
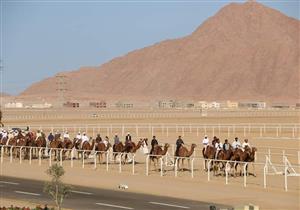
[0,160,299,210]
[1,110,299,209]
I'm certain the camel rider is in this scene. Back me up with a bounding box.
[223,139,230,151]
[103,136,109,147]
[232,137,242,150]
[2,130,7,140]
[150,136,158,155]
[63,131,70,139]
[76,132,82,141]
[214,138,222,159]
[81,133,89,149]
[202,135,209,153]
[141,138,149,154]
[48,132,54,142]
[125,132,132,145]
[114,133,120,145]
[96,134,102,143]
[242,139,251,151]
[175,136,184,156]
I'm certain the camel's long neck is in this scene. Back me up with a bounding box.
[133,142,141,152]
[187,146,195,157]
[162,146,169,155]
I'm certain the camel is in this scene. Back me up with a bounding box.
[80,139,95,159]
[202,145,217,171]
[62,138,74,160]
[122,140,143,164]
[176,144,197,171]
[150,143,169,171]
[231,146,257,176]
[113,142,125,162]
[49,137,64,161]
[95,142,111,164]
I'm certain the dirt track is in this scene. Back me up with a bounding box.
[1,109,300,209]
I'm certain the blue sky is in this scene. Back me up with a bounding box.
[1,0,299,95]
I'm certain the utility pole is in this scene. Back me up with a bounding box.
[56,74,68,107]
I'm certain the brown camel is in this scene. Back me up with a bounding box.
[95,142,111,164]
[112,142,125,162]
[62,138,74,160]
[80,139,95,159]
[202,145,217,171]
[231,146,257,176]
[49,137,64,160]
[151,143,169,171]
[176,144,197,171]
[123,140,143,164]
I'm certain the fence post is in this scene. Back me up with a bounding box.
[38,148,42,166]
[175,158,178,177]
[19,147,23,164]
[132,154,135,175]
[268,148,271,162]
[160,157,163,177]
[243,163,248,187]
[225,161,229,185]
[191,158,194,178]
[208,160,212,181]
[60,149,63,166]
[284,165,288,191]
[49,149,52,166]
[298,151,300,165]
[82,151,85,168]
[146,155,149,176]
[10,146,13,163]
[71,149,74,168]
[263,164,267,189]
[1,146,4,163]
[94,152,97,169]
[29,147,32,165]
[119,153,122,173]
[106,152,109,171]
[282,150,285,164]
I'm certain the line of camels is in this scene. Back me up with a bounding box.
[0,131,256,175]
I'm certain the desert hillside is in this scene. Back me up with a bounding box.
[19,1,300,103]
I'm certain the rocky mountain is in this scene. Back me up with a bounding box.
[19,1,300,104]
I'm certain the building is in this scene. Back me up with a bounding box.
[158,100,176,109]
[115,101,134,109]
[89,101,107,108]
[225,101,239,109]
[63,101,79,108]
[208,101,220,109]
[194,101,209,109]
[271,103,290,109]
[31,103,52,108]
[4,102,23,108]
[238,101,266,109]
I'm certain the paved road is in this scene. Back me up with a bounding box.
[0,176,232,210]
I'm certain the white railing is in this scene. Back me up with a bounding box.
[1,145,299,192]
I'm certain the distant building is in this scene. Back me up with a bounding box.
[31,103,52,108]
[225,101,239,109]
[271,103,289,109]
[4,102,23,108]
[208,101,220,109]
[63,101,79,108]
[158,100,176,109]
[89,101,107,108]
[194,101,209,109]
[238,101,266,109]
[115,101,133,109]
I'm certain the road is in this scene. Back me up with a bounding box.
[0,176,232,210]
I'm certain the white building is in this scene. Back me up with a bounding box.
[31,103,52,108]
[4,102,23,108]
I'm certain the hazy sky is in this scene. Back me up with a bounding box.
[1,0,299,95]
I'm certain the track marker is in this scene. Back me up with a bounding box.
[149,201,190,209]
[0,181,19,185]
[95,202,134,209]
[15,191,40,196]
[71,190,93,195]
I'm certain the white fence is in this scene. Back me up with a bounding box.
[1,145,299,192]
[3,123,300,139]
